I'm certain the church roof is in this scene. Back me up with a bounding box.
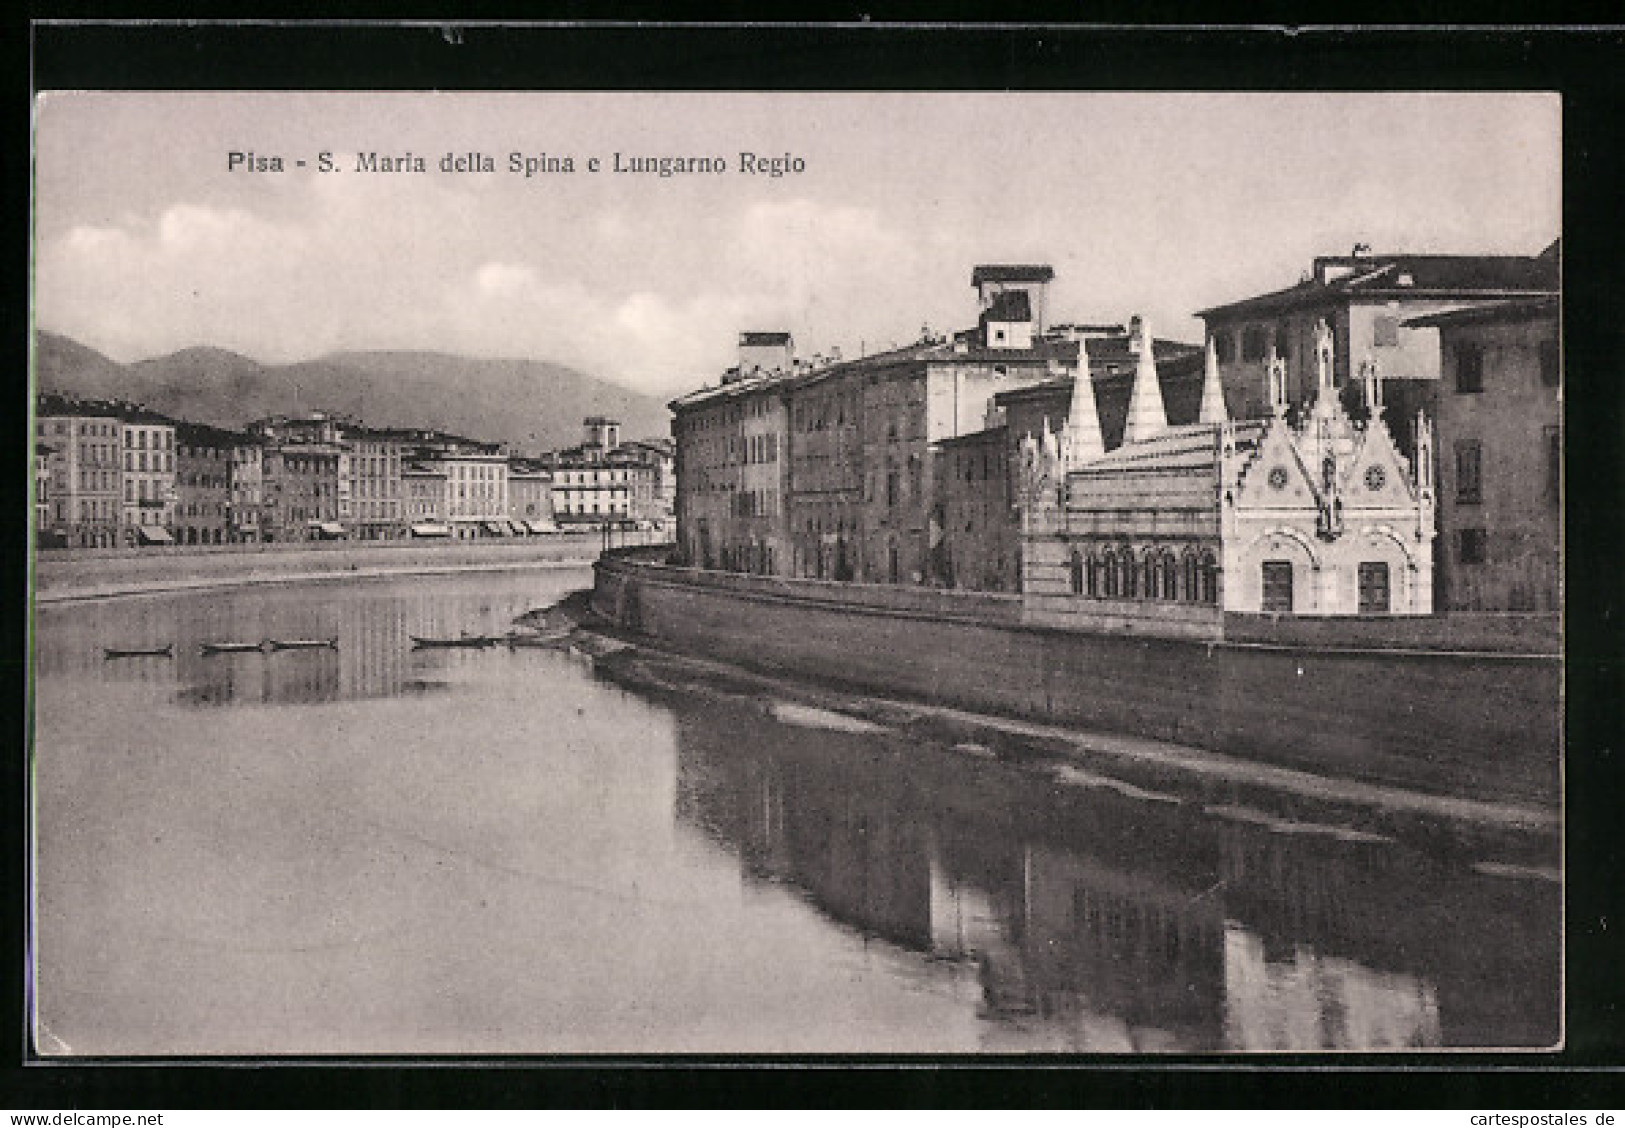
[1065,420,1269,510]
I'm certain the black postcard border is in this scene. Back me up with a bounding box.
[9,17,1625,1110]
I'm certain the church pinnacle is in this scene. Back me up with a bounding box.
[1061,344,1105,467]
[1198,336,1229,425]
[1120,315,1168,447]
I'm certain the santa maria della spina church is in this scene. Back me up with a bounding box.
[670,251,1558,636]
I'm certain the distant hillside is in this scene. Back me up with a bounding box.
[33,331,672,454]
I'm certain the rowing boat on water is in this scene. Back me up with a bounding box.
[410,634,496,649]
[498,629,573,649]
[103,644,174,659]
[199,640,267,655]
[267,638,339,651]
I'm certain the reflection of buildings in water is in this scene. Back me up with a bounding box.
[674,711,933,949]
[668,701,1560,1051]
[672,709,1230,1048]
[1015,845,1228,1050]
[1222,925,1441,1051]
[1214,825,1560,1049]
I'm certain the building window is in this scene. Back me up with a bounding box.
[1241,327,1269,362]
[1213,333,1235,364]
[1373,315,1400,348]
[1261,560,1293,615]
[1358,562,1391,615]
[1454,343,1485,393]
[1200,553,1219,605]
[1070,550,1085,595]
[1454,440,1483,505]
[1458,528,1488,565]
[1275,323,1293,361]
[1539,338,1560,388]
[1120,546,1138,598]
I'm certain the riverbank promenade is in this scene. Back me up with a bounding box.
[35,533,669,603]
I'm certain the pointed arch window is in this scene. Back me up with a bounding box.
[1160,551,1180,601]
[1200,552,1220,605]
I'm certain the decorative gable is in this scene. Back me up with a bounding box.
[1232,417,1320,510]
[1340,416,1416,512]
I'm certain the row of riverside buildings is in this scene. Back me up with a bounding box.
[35,400,675,549]
[670,245,1560,620]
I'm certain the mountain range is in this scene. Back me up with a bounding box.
[33,331,674,454]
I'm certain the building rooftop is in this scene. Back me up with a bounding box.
[1403,294,1560,329]
[972,264,1055,286]
[176,420,251,448]
[1197,247,1560,320]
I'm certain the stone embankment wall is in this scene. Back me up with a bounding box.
[36,535,632,601]
[594,557,1560,806]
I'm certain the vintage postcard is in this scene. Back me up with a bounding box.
[29,81,1562,1059]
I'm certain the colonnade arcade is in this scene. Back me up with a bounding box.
[1066,541,1220,604]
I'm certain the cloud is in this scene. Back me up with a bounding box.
[38,204,320,361]
[445,264,761,394]
[474,261,540,296]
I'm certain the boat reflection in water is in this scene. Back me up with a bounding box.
[35,579,545,708]
[669,695,1559,1052]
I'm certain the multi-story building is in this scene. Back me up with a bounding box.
[1405,296,1560,613]
[1196,242,1559,448]
[507,459,556,532]
[439,450,510,538]
[36,396,124,549]
[120,408,178,545]
[35,443,53,537]
[550,462,634,526]
[252,414,346,541]
[671,266,1076,583]
[228,439,265,543]
[542,418,648,528]
[345,427,407,540]
[175,421,239,546]
[615,438,676,526]
[403,462,450,535]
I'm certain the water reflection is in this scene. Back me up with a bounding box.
[667,697,1560,1051]
[35,577,559,708]
[33,573,1560,1053]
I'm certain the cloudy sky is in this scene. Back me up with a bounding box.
[34,92,1559,398]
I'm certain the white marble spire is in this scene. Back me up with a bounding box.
[1061,345,1105,467]
[1120,315,1168,447]
[1198,336,1229,425]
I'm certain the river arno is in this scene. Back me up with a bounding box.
[32,568,1560,1055]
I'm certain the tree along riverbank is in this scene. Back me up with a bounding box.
[34,537,646,603]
